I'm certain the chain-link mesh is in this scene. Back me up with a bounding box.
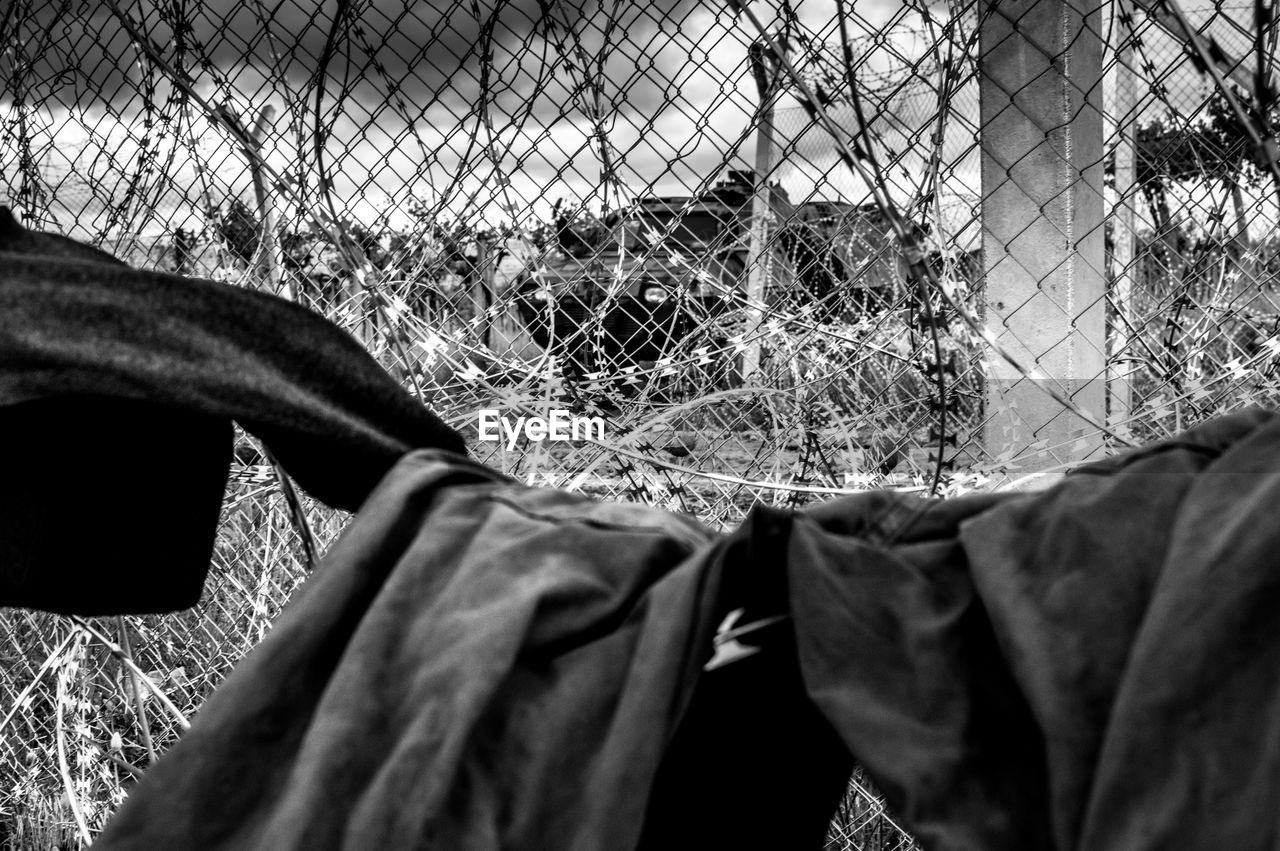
[3,0,1278,846]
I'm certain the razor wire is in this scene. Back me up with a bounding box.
[2,0,1279,847]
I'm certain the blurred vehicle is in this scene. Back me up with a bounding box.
[514,170,896,376]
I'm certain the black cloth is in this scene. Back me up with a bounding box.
[93,408,1280,851]
[0,207,463,613]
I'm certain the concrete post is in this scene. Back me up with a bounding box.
[980,0,1108,471]
[744,41,780,380]
[473,235,495,348]
[1106,0,1137,430]
[246,105,283,297]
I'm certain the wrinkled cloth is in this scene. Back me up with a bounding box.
[788,408,1280,850]
[94,451,728,850]
[91,447,855,850]
[93,408,1280,851]
[0,207,463,613]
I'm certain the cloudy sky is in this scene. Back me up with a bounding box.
[0,0,1265,247]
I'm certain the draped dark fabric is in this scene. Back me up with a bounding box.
[783,409,1280,851]
[0,207,463,613]
[12,212,1280,849]
[95,452,729,849]
[93,409,1280,851]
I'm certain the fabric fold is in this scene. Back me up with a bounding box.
[0,208,463,612]
[788,409,1280,851]
[93,451,724,850]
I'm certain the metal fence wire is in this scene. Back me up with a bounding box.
[3,0,1279,846]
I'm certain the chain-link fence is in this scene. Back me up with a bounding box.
[3,0,1278,846]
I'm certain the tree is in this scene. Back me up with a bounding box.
[209,198,260,267]
[172,226,197,275]
[528,199,608,258]
[1129,91,1280,251]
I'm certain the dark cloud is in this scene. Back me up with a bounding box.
[1,0,822,227]
[5,0,701,115]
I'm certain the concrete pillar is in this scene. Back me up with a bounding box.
[1106,0,1137,430]
[980,0,1108,471]
[744,42,781,380]
[473,236,495,348]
